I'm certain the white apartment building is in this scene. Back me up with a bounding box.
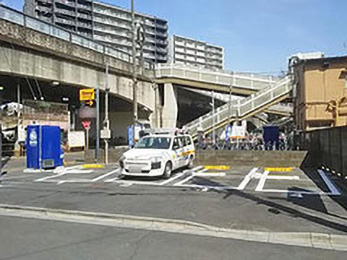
[169,35,224,70]
[93,1,168,64]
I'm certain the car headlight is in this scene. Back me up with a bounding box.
[151,156,163,163]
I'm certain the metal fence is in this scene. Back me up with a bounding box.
[304,126,347,179]
[0,4,153,69]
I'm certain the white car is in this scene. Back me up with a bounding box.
[120,134,195,179]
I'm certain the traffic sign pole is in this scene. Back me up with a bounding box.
[95,86,100,163]
[82,120,91,150]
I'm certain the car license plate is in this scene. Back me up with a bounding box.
[129,166,142,173]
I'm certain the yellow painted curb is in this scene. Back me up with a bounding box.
[265,167,293,172]
[82,164,105,169]
[204,165,231,171]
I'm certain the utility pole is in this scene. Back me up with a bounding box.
[131,0,138,144]
[104,63,110,164]
[95,84,100,162]
[211,91,215,146]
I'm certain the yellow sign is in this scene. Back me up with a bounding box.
[265,167,293,172]
[79,89,95,101]
[204,165,231,171]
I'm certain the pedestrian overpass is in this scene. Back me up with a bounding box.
[155,64,292,138]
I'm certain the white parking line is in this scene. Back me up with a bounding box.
[255,171,269,192]
[317,169,341,195]
[35,172,67,182]
[160,173,185,185]
[174,175,194,186]
[191,166,204,172]
[92,169,119,182]
[104,177,120,183]
[266,176,300,180]
[193,172,226,177]
[259,189,340,196]
[66,170,93,174]
[236,168,258,190]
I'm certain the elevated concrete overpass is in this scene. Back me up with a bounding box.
[0,5,166,138]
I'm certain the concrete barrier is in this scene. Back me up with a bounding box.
[195,150,307,167]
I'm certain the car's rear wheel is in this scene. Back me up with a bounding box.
[163,162,172,179]
[187,156,194,169]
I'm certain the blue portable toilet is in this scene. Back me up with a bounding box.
[26,125,63,170]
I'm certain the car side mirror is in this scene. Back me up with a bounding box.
[173,145,179,150]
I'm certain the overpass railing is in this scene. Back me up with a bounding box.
[185,76,292,137]
[155,63,278,91]
[0,4,154,70]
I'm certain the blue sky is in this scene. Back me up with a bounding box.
[3,0,347,74]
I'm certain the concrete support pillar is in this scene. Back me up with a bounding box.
[161,83,178,128]
[149,83,160,128]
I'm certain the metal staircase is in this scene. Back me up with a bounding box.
[184,76,292,138]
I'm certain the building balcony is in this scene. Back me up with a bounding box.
[77,12,92,20]
[144,19,155,27]
[36,6,52,15]
[77,3,92,11]
[55,8,76,17]
[55,17,76,25]
[156,47,167,54]
[94,8,131,23]
[77,21,92,29]
[156,31,168,39]
[155,21,168,30]
[94,27,130,38]
[37,0,53,4]
[55,0,75,8]
[93,16,130,31]
[156,39,167,46]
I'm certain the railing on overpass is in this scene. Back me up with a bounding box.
[0,4,154,70]
[185,76,292,137]
[155,63,278,91]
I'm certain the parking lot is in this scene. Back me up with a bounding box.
[1,162,341,197]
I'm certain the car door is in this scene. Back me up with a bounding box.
[180,136,189,167]
[172,137,181,170]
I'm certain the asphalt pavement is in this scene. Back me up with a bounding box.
[0,215,346,260]
[0,156,346,237]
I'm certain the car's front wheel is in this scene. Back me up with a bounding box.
[162,162,172,179]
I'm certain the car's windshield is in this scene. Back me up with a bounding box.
[135,137,172,149]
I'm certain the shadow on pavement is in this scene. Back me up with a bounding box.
[222,189,347,234]
[301,167,347,215]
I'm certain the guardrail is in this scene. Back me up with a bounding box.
[155,63,277,91]
[0,4,154,70]
[185,76,292,136]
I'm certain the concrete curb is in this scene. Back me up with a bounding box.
[0,204,346,251]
